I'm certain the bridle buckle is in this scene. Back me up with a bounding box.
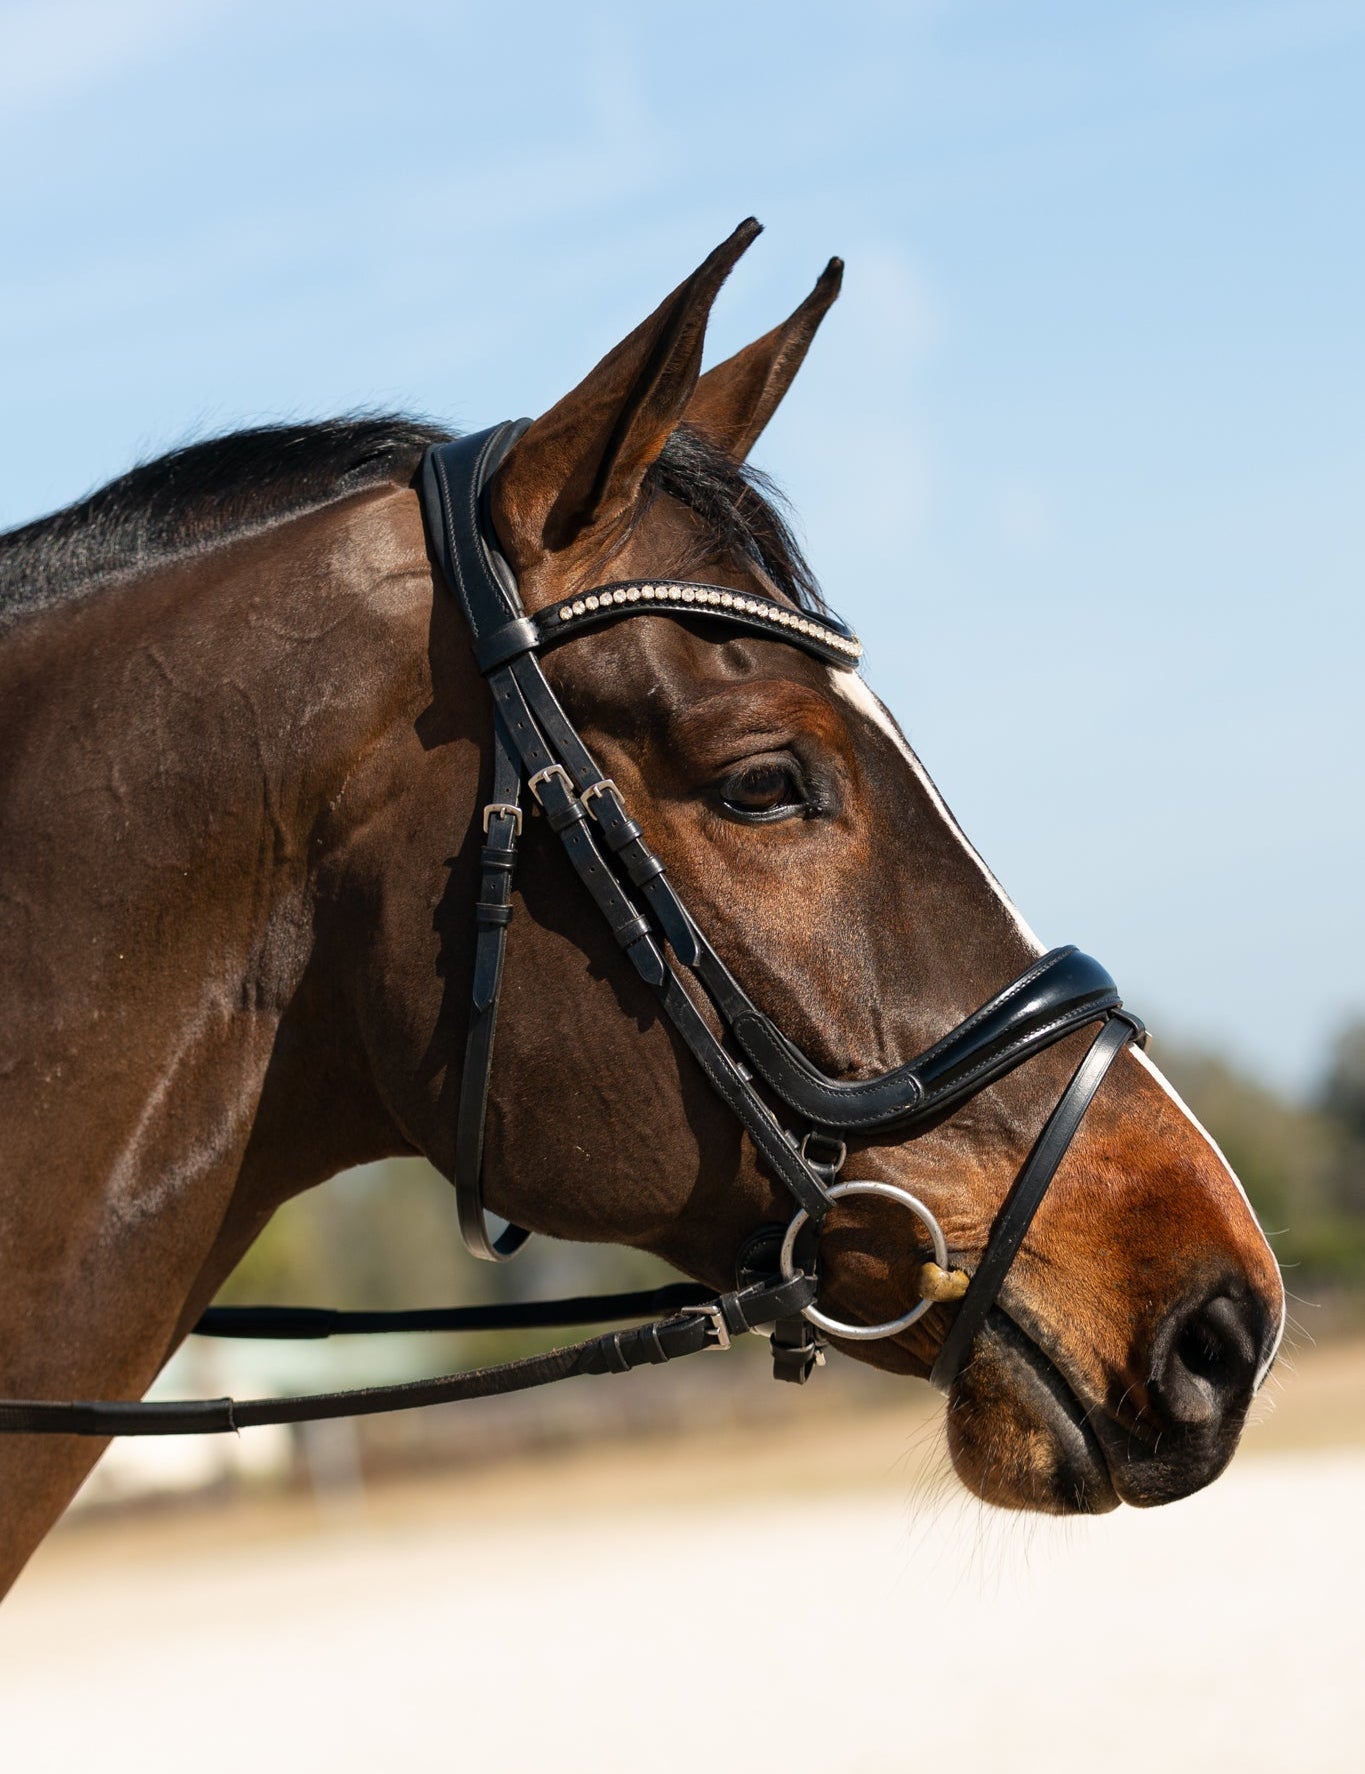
[580,777,621,817]
[799,1131,847,1189]
[681,1302,731,1351]
[528,764,574,805]
[481,802,523,836]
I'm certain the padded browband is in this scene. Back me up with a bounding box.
[476,579,862,674]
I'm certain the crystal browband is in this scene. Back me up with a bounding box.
[531,578,863,668]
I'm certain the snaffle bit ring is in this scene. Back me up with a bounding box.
[779,1179,951,1341]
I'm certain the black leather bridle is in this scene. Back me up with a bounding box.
[0,422,1143,1438]
[422,420,1145,1383]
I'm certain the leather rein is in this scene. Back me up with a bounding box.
[0,423,1142,1438]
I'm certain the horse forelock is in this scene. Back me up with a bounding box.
[599,423,825,616]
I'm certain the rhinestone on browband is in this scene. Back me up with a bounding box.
[550,581,863,661]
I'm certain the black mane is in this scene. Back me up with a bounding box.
[0,418,452,627]
[0,415,821,629]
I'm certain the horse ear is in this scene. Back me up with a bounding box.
[490,219,762,568]
[684,257,842,459]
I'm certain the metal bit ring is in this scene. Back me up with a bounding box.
[779,1179,950,1341]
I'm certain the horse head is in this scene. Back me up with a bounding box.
[349,221,1284,1514]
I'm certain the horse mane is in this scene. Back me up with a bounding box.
[0,418,452,628]
[0,415,821,629]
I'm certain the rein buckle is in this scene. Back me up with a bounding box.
[681,1302,731,1352]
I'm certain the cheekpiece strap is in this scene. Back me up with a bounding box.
[418,425,854,1263]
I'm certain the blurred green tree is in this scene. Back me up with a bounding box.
[1162,1039,1365,1294]
[1319,1020,1365,1216]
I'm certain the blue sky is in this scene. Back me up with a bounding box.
[3,0,1361,1089]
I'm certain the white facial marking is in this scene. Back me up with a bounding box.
[830,671,1043,953]
[1130,1045,1287,1388]
[832,667,1286,1389]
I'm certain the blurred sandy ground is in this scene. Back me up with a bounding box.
[1,1338,1361,1774]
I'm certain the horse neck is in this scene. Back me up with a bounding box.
[0,486,455,1588]
[0,487,432,1376]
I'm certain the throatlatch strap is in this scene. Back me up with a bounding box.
[454,711,529,1260]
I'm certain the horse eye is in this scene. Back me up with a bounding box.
[716,759,808,822]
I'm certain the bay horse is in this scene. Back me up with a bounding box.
[0,221,1283,1596]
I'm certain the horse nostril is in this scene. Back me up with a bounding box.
[1153,1292,1262,1428]
[1176,1312,1234,1387]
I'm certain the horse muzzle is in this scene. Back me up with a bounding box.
[943,1279,1279,1515]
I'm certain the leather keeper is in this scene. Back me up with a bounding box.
[545,798,588,833]
[599,812,644,850]
[621,848,666,885]
[614,914,653,951]
[474,617,540,672]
